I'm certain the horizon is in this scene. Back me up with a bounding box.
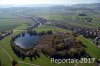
[0,0,100,5]
[0,3,100,8]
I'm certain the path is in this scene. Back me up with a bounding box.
[74,36,98,66]
[84,37,100,48]
[74,60,81,66]
[0,46,39,66]
[18,61,39,66]
[0,47,12,60]
[13,29,26,33]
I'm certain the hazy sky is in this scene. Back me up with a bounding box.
[0,0,100,5]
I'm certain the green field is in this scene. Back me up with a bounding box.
[0,6,100,66]
[0,18,32,32]
[34,25,72,33]
[0,24,74,66]
[0,24,100,66]
[48,15,100,28]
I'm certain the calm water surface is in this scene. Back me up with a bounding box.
[14,33,39,48]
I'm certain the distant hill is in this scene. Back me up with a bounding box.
[0,3,100,10]
[0,4,59,8]
[71,3,100,10]
[0,3,100,15]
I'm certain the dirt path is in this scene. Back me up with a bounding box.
[0,47,12,60]
[0,46,39,66]
[74,60,81,66]
[18,61,39,66]
[85,38,100,48]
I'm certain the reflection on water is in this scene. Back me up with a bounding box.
[14,33,39,48]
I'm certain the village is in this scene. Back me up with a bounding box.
[0,31,13,40]
[47,19,100,48]
[0,2,100,66]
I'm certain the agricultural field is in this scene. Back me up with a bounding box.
[0,24,73,66]
[34,25,72,33]
[48,15,100,28]
[0,19,33,32]
[0,3,100,66]
[0,24,99,66]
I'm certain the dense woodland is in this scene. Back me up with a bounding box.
[48,20,100,47]
[11,31,89,60]
[0,3,100,66]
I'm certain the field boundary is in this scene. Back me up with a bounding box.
[0,46,39,66]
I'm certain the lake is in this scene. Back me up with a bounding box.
[14,33,39,48]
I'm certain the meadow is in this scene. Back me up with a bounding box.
[48,15,100,28]
[0,18,32,32]
[0,23,100,66]
[0,5,100,66]
[0,24,74,66]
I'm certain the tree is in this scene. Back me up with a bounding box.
[0,60,1,66]
[38,31,46,36]
[11,59,19,66]
[46,30,53,34]
[79,13,87,16]
[84,17,93,22]
[68,48,81,58]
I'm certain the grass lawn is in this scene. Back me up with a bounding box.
[78,35,100,58]
[0,24,74,66]
[76,35,100,66]
[0,24,100,66]
[48,15,100,28]
[48,15,72,21]
[0,49,11,66]
[13,24,28,33]
[0,19,32,32]
[34,25,72,33]
[0,32,74,66]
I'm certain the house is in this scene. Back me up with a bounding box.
[0,34,2,40]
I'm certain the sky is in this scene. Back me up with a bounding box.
[0,0,100,5]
